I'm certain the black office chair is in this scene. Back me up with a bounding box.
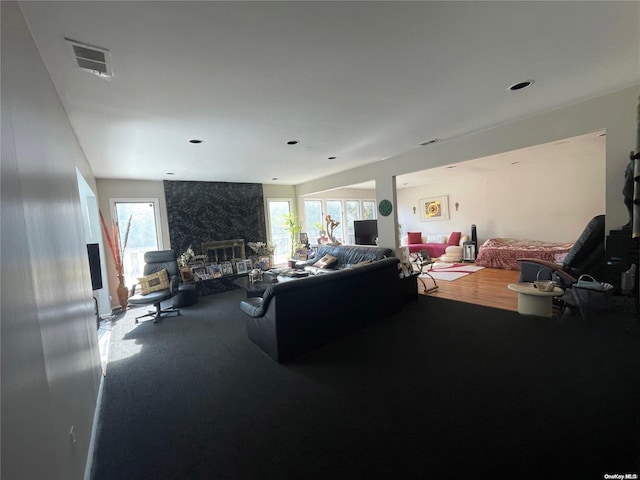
[128,250,181,323]
[412,249,438,293]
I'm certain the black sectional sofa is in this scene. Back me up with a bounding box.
[240,245,404,363]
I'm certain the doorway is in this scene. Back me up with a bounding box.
[110,199,163,288]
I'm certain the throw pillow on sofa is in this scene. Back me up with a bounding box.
[448,231,462,245]
[426,234,447,244]
[314,254,338,269]
[138,269,169,295]
[407,232,422,244]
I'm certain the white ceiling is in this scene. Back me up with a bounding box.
[19,1,640,186]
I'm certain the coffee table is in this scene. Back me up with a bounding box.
[233,276,277,298]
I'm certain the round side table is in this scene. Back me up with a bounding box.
[507,282,563,317]
[172,283,198,308]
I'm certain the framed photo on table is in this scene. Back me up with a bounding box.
[236,261,247,274]
[221,261,233,276]
[180,266,194,283]
[259,256,271,270]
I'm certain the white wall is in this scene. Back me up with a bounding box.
[397,135,606,244]
[1,3,102,478]
[297,85,640,251]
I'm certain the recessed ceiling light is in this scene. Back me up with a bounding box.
[286,140,299,145]
[508,80,534,91]
[328,156,337,160]
[189,139,203,144]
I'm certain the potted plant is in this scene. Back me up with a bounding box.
[282,212,302,258]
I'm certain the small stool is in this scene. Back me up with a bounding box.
[172,283,198,308]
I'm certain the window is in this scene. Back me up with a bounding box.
[267,199,292,266]
[362,200,377,220]
[111,200,163,288]
[303,197,376,245]
[304,200,323,241]
[345,200,361,245]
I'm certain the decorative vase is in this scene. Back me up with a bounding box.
[116,274,129,311]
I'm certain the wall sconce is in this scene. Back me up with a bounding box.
[455,202,459,211]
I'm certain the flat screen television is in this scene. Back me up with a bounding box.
[87,243,103,291]
[354,220,378,246]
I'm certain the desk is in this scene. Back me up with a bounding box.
[507,282,563,317]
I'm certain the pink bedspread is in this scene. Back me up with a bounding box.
[475,237,574,271]
[407,243,449,257]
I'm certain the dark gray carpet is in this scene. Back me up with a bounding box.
[91,289,640,480]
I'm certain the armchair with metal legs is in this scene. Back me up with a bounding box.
[413,249,438,293]
[128,250,182,323]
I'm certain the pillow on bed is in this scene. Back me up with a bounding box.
[407,232,423,244]
[448,231,462,245]
[426,234,447,244]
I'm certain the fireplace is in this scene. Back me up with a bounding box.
[201,239,246,263]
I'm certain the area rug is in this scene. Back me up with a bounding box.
[421,263,485,282]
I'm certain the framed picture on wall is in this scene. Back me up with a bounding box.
[420,195,449,222]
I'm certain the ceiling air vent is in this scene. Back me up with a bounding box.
[65,38,112,78]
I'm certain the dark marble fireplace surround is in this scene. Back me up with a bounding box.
[164,180,267,260]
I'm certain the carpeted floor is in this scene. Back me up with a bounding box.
[91,289,640,480]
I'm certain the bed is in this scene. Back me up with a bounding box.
[475,237,574,271]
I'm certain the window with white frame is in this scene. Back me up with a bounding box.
[303,198,376,245]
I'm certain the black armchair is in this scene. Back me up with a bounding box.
[518,215,607,315]
[518,214,606,289]
[128,250,181,323]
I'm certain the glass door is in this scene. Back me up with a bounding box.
[111,200,162,288]
[267,199,292,267]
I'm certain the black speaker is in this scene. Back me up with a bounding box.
[87,243,103,291]
[471,224,477,244]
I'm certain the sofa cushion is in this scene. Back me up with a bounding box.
[448,231,462,245]
[308,245,394,269]
[138,269,169,295]
[407,232,423,244]
[314,254,338,269]
[426,234,447,244]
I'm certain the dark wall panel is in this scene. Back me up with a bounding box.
[164,180,266,256]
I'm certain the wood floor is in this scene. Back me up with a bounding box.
[417,264,520,312]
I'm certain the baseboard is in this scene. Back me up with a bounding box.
[83,373,105,480]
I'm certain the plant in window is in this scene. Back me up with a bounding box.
[282,212,302,258]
